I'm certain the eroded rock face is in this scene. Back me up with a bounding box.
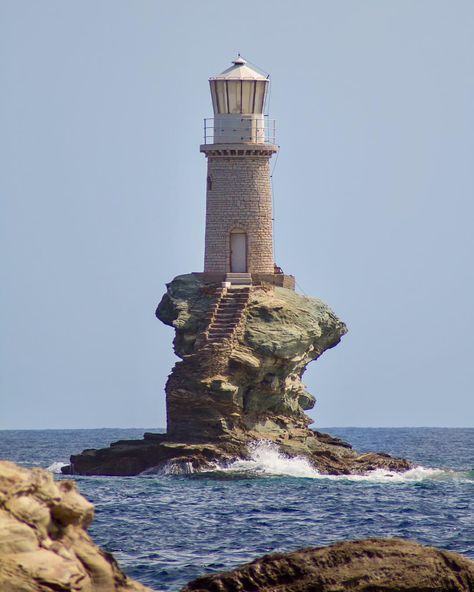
[153,274,411,474]
[181,538,474,592]
[156,274,347,442]
[0,461,153,592]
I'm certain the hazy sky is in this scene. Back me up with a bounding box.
[1,1,473,429]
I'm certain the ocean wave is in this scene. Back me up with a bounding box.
[212,441,471,483]
[224,441,320,478]
[141,459,195,476]
[46,461,68,474]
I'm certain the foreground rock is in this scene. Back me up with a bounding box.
[63,274,411,476]
[182,538,474,592]
[0,461,153,592]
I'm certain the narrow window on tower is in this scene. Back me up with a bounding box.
[207,175,212,191]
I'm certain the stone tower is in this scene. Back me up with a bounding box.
[200,56,278,278]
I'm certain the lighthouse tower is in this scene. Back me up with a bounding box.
[200,57,280,283]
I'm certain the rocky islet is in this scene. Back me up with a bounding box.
[63,274,411,476]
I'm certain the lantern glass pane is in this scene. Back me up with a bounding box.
[227,80,242,114]
[215,80,228,113]
[241,81,254,113]
[210,82,219,114]
[254,81,267,113]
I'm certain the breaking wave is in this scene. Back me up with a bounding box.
[225,440,320,478]
[46,461,68,474]
[141,460,195,476]
[216,441,471,483]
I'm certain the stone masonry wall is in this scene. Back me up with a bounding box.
[202,145,276,273]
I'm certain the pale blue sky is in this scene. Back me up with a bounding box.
[1,1,473,429]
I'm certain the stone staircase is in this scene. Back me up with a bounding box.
[196,286,251,351]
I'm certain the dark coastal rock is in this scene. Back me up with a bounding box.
[0,461,153,592]
[63,274,412,477]
[64,435,244,476]
[181,538,474,592]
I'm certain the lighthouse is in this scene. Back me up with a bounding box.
[200,57,292,288]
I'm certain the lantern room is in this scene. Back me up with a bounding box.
[209,56,268,115]
[206,56,273,144]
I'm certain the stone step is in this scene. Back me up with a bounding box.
[207,325,236,335]
[217,298,248,308]
[210,313,240,320]
[226,273,251,278]
[219,302,246,307]
[215,312,242,319]
[218,302,246,308]
[226,286,250,291]
[225,273,252,286]
[213,315,239,321]
[228,293,250,297]
[217,300,247,310]
[225,288,250,293]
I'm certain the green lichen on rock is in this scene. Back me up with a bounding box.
[244,287,346,358]
[157,274,215,356]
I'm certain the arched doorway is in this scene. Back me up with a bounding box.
[230,230,247,272]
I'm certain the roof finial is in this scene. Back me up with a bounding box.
[232,54,246,65]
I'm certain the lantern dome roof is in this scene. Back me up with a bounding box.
[210,56,268,81]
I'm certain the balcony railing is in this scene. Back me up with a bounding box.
[203,117,276,145]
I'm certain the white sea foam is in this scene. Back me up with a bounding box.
[226,440,320,478]
[220,440,456,483]
[322,466,448,483]
[141,460,195,476]
[46,461,68,474]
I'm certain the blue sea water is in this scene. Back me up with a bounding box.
[0,427,473,591]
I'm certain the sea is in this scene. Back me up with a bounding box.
[0,427,473,591]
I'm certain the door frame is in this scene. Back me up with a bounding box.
[229,228,248,273]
